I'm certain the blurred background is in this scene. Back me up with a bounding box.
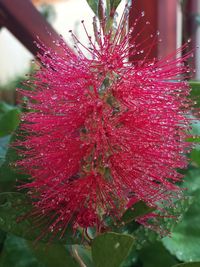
[0,0,94,103]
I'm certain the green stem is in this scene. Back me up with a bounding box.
[72,245,87,267]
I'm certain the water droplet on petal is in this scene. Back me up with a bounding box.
[114,242,120,249]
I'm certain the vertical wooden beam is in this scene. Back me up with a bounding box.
[129,0,158,61]
[158,0,177,58]
[182,0,200,79]
[0,5,5,29]
[129,0,178,60]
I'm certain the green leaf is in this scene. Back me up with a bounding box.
[162,169,200,262]
[0,234,43,267]
[185,117,200,145]
[138,241,178,267]
[190,145,200,166]
[0,109,20,137]
[0,234,80,267]
[0,135,11,167]
[172,263,200,267]
[0,129,28,183]
[0,192,81,245]
[190,119,200,136]
[189,81,200,108]
[121,201,155,224]
[86,0,99,15]
[0,192,36,240]
[30,242,80,267]
[92,232,134,267]
[86,0,122,16]
[106,201,154,234]
[70,245,94,267]
[121,245,138,267]
[0,102,20,137]
[187,137,200,142]
[110,0,121,10]
[187,119,200,163]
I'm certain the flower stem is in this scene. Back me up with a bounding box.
[72,245,87,267]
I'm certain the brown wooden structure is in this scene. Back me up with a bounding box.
[129,0,178,60]
[0,0,68,56]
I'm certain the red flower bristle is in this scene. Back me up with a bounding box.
[15,4,193,238]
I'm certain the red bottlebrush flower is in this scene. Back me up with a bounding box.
[16,5,192,238]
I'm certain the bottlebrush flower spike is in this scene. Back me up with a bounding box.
[16,3,192,239]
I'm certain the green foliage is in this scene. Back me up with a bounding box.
[86,0,99,15]
[121,201,155,224]
[0,103,25,189]
[86,0,122,18]
[110,0,122,10]
[30,242,79,267]
[0,192,83,245]
[0,135,10,167]
[0,129,28,188]
[91,232,134,267]
[0,102,20,137]
[0,234,80,267]
[187,116,200,166]
[161,95,200,263]
[189,81,200,108]
[0,192,36,240]
[190,145,200,166]
[70,245,94,267]
[162,169,200,262]
[106,0,122,17]
[138,241,178,267]
[106,201,155,235]
[172,263,200,267]
[0,234,42,267]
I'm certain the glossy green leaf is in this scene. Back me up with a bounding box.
[189,81,200,107]
[0,135,11,167]
[0,192,37,240]
[187,118,200,164]
[190,145,200,166]
[186,117,200,145]
[0,129,28,183]
[105,0,121,17]
[172,263,200,267]
[86,0,99,15]
[138,241,178,267]
[162,169,200,262]
[0,192,81,245]
[86,0,122,16]
[0,234,43,267]
[187,137,200,142]
[107,201,154,233]
[190,119,200,136]
[121,246,139,267]
[0,234,80,267]
[110,0,121,10]
[30,242,79,267]
[121,201,155,224]
[0,102,20,137]
[92,232,134,267]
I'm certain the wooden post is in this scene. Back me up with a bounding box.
[129,0,178,60]
[158,0,178,58]
[129,0,158,61]
[182,0,200,79]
